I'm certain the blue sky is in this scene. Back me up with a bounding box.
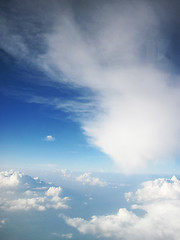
[0,43,112,171]
[1,1,180,239]
[1,0,180,175]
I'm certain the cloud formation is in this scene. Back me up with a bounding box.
[42,1,180,172]
[0,170,22,187]
[52,232,72,239]
[76,172,106,187]
[45,135,55,142]
[63,176,180,240]
[0,170,70,211]
[1,0,180,172]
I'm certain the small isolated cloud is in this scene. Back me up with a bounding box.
[52,232,72,239]
[76,172,106,187]
[0,170,70,211]
[63,176,180,240]
[0,219,6,228]
[45,135,55,142]
[61,233,73,239]
[60,169,72,178]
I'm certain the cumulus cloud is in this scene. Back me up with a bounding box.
[125,175,180,202]
[76,172,106,187]
[2,0,180,172]
[0,170,47,189]
[63,176,180,240]
[0,170,22,187]
[45,135,55,142]
[0,170,70,211]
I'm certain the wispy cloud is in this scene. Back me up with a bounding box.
[1,0,180,172]
[52,232,72,239]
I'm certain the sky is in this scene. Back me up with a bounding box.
[1,1,180,239]
[1,0,180,174]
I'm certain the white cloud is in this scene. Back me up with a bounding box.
[0,170,70,211]
[1,0,180,172]
[0,170,22,188]
[4,197,46,211]
[52,232,72,239]
[76,172,106,187]
[45,135,55,142]
[125,176,180,202]
[63,176,180,240]
[39,1,180,172]
[60,169,72,178]
[61,233,73,239]
[24,190,38,196]
[46,186,62,197]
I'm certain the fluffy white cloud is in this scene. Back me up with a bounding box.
[0,170,70,211]
[76,173,106,187]
[125,176,180,202]
[63,176,180,240]
[4,197,46,211]
[45,135,55,142]
[0,170,22,187]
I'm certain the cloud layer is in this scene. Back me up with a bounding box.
[1,0,180,172]
[63,176,180,240]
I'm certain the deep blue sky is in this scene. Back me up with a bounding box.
[0,51,112,171]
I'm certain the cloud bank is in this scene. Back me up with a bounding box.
[0,170,70,211]
[63,176,180,240]
[1,0,180,172]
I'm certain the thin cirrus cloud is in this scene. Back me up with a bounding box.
[63,176,180,240]
[1,0,180,172]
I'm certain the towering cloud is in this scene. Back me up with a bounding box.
[1,0,180,172]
